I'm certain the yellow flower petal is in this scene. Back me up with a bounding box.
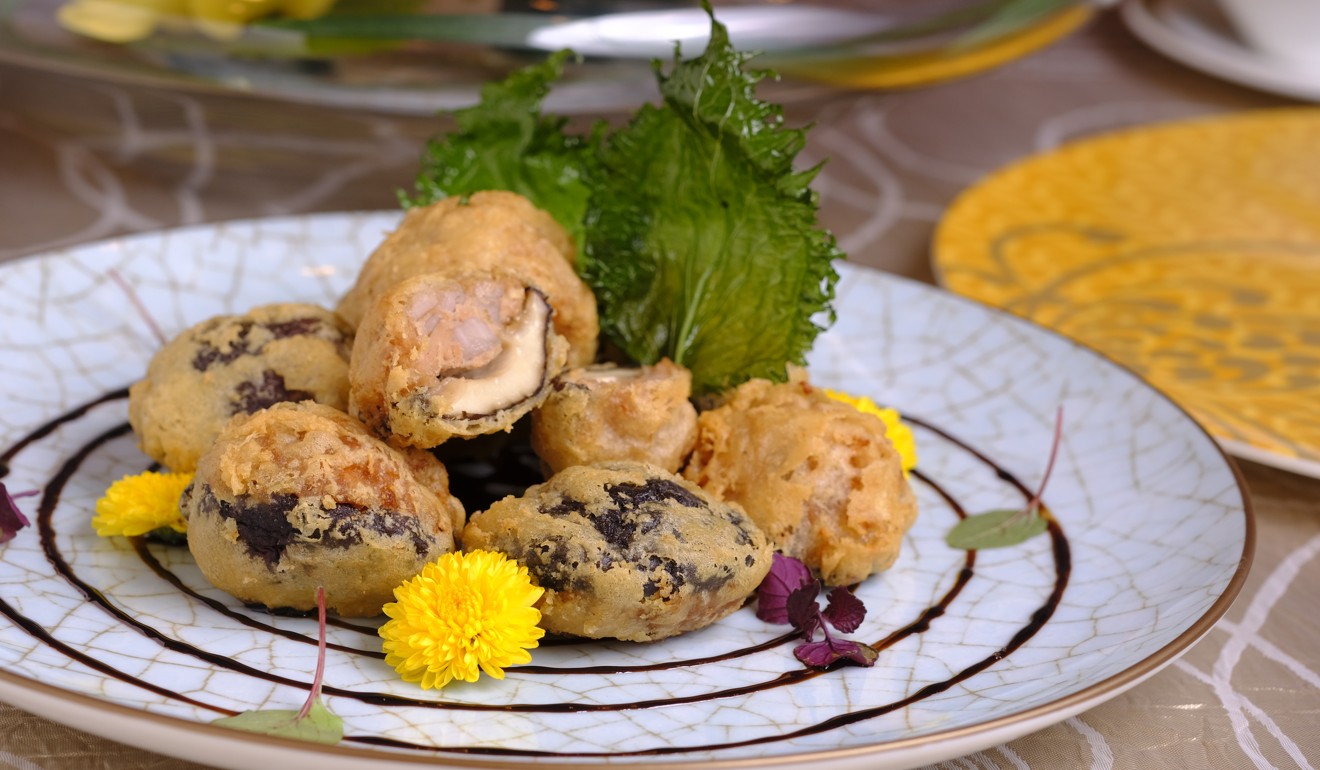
[57,0,163,43]
[186,0,278,38]
[379,550,545,690]
[93,471,192,537]
[823,389,918,476]
[279,0,335,20]
[59,0,330,43]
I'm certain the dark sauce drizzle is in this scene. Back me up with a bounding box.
[130,539,386,657]
[0,390,1071,758]
[0,387,129,479]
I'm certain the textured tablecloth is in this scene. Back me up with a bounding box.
[0,9,1317,770]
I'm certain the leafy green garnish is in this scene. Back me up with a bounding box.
[944,507,1049,550]
[946,406,1063,550]
[582,12,841,394]
[213,697,343,744]
[406,49,600,254]
[403,5,841,394]
[213,586,343,745]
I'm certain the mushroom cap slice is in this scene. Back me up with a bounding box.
[349,270,570,449]
[336,192,598,367]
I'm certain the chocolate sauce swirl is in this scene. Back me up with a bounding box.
[0,389,1070,758]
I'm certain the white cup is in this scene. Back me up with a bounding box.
[1215,0,1320,66]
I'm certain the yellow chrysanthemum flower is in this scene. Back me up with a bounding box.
[380,550,545,690]
[57,0,337,44]
[823,389,918,476]
[93,471,192,537]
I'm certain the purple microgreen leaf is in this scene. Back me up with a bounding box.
[792,640,838,668]
[822,586,866,633]
[755,552,815,624]
[785,582,822,638]
[0,482,35,545]
[213,586,343,744]
[833,638,880,667]
[107,268,167,347]
[793,637,879,669]
[947,405,1063,551]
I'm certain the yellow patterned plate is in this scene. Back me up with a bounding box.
[934,109,1320,477]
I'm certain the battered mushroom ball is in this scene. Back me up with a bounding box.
[336,191,598,367]
[683,377,918,586]
[462,462,772,642]
[128,302,353,472]
[531,359,698,475]
[184,402,464,617]
[348,270,569,449]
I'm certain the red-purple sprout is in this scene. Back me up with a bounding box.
[0,482,36,544]
[756,553,879,669]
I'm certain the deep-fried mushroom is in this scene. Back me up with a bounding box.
[336,191,598,367]
[349,270,569,449]
[683,377,918,586]
[531,359,698,474]
[462,461,771,642]
[184,402,463,617]
[128,302,353,472]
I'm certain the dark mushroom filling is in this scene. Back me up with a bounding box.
[349,272,569,448]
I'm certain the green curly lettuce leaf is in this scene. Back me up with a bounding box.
[582,15,841,394]
[402,9,841,394]
[405,49,600,253]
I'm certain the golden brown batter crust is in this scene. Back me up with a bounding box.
[683,378,918,586]
[128,302,353,473]
[462,461,771,642]
[336,191,598,367]
[348,271,569,449]
[184,402,464,617]
[531,359,698,475]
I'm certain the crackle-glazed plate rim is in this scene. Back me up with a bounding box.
[0,212,1253,770]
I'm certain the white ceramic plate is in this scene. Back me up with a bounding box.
[1121,0,1320,102]
[0,213,1251,770]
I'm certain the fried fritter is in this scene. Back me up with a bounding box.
[684,377,918,586]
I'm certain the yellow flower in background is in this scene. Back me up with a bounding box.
[380,550,545,690]
[57,0,184,43]
[187,0,335,39]
[823,390,918,476]
[93,471,192,537]
[57,0,336,43]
